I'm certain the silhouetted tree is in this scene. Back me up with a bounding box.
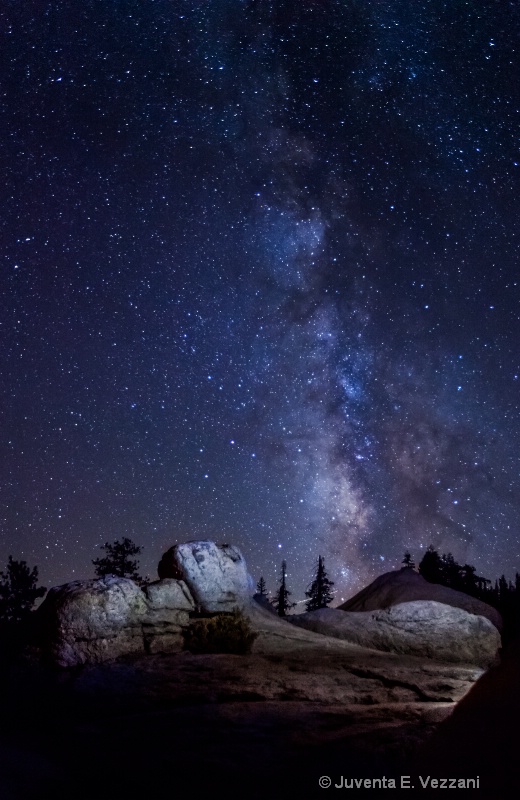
[92,537,143,583]
[0,556,46,625]
[274,561,293,617]
[306,555,334,611]
[418,545,443,583]
[459,563,481,595]
[498,574,509,604]
[402,552,415,569]
[441,552,461,588]
[418,546,492,599]
[416,548,519,641]
[256,576,267,596]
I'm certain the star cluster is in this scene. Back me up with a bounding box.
[1,1,519,601]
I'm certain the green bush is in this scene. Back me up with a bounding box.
[183,608,257,655]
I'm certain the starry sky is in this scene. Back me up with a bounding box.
[1,0,519,604]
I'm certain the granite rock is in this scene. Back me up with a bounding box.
[37,575,196,666]
[157,540,251,613]
[289,602,500,668]
[339,567,502,632]
[37,575,148,667]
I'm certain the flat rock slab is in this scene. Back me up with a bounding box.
[64,600,483,712]
[0,598,489,800]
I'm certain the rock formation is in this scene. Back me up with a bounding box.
[157,540,251,612]
[15,546,510,799]
[339,567,502,631]
[5,594,490,800]
[34,545,501,671]
[36,574,195,667]
[289,602,500,668]
[417,637,520,798]
[142,578,195,654]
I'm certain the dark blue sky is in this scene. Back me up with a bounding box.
[1,0,519,602]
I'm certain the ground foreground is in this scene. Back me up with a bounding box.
[0,603,517,799]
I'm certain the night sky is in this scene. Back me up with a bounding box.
[1,0,519,604]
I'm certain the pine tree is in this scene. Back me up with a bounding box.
[441,552,461,588]
[460,563,478,594]
[498,574,509,603]
[274,561,293,617]
[416,546,492,605]
[305,555,334,612]
[0,556,46,624]
[418,545,443,583]
[402,552,415,569]
[256,576,267,596]
[92,537,143,583]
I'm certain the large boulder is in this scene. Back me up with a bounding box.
[339,567,502,632]
[37,575,196,666]
[157,541,251,613]
[37,575,149,667]
[289,602,500,668]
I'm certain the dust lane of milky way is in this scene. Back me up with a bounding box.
[1,1,519,602]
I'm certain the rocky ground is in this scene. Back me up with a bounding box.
[2,601,513,799]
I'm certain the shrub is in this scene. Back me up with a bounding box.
[183,608,257,655]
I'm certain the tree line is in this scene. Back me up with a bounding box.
[2,537,520,636]
[408,545,520,637]
[257,555,335,616]
[259,546,520,632]
[0,537,143,633]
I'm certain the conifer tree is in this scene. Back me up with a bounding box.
[498,574,509,603]
[256,576,267,596]
[92,537,143,583]
[305,555,334,612]
[0,556,46,624]
[460,563,478,594]
[441,552,461,588]
[418,545,443,583]
[274,561,293,617]
[402,552,415,569]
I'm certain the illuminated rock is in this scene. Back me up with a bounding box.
[289,601,500,668]
[37,574,195,666]
[37,575,148,667]
[158,540,251,613]
[143,578,195,654]
[339,567,502,632]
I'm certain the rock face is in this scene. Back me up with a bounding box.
[37,575,149,667]
[157,540,251,613]
[37,539,255,666]
[289,602,500,668]
[143,579,195,654]
[339,567,503,632]
[37,575,195,667]
[418,638,520,798]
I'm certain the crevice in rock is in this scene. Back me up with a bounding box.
[346,666,459,703]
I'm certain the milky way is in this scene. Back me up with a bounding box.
[1,1,519,601]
